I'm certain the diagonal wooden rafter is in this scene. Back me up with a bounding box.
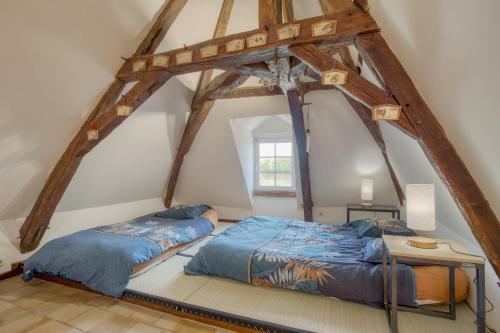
[163,73,249,207]
[162,0,239,208]
[259,0,279,28]
[287,89,314,221]
[193,0,235,102]
[19,0,188,252]
[356,32,500,277]
[117,9,379,81]
[20,72,172,252]
[289,43,418,138]
[344,95,405,206]
[318,0,358,71]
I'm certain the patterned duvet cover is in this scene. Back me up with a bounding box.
[185,216,416,307]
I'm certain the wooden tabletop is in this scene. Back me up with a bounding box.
[382,235,485,265]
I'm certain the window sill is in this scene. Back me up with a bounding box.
[253,190,297,198]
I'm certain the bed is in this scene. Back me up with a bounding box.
[185,216,468,307]
[23,205,217,297]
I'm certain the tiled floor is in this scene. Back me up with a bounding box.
[0,276,235,333]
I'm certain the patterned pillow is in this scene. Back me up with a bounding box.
[360,237,385,262]
[350,217,416,238]
[156,204,211,220]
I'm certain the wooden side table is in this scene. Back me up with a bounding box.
[382,235,486,333]
[346,204,400,223]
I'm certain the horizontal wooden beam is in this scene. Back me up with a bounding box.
[117,9,379,80]
[356,32,500,277]
[290,43,417,138]
[220,62,274,78]
[217,86,283,99]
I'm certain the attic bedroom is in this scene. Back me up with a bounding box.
[0,0,498,332]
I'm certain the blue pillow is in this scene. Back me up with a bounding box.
[350,217,416,238]
[155,204,211,220]
[361,237,385,262]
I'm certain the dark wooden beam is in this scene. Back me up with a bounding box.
[287,90,313,221]
[20,72,172,252]
[259,0,279,28]
[117,10,379,80]
[19,0,187,252]
[193,0,235,102]
[319,0,362,74]
[356,32,500,277]
[220,62,274,78]
[217,86,283,99]
[282,0,294,23]
[344,95,405,206]
[191,72,250,111]
[163,73,249,207]
[134,0,188,56]
[289,43,418,138]
[353,0,369,12]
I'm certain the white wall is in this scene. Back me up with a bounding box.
[0,0,195,220]
[0,198,165,273]
[366,1,500,329]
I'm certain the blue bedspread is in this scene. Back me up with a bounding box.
[185,216,417,307]
[23,213,214,297]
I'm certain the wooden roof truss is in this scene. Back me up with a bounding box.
[19,0,500,279]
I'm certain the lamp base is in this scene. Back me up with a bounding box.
[361,202,373,208]
[407,236,437,249]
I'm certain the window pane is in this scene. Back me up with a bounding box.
[276,173,292,187]
[259,172,275,186]
[276,142,292,157]
[259,158,275,172]
[275,157,292,172]
[259,143,275,157]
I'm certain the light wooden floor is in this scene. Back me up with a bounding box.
[0,276,235,333]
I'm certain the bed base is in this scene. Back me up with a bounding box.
[34,273,311,333]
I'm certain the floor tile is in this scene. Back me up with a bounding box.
[47,303,92,322]
[0,306,33,327]
[88,314,137,333]
[0,312,45,333]
[125,322,163,333]
[67,308,114,331]
[26,319,82,333]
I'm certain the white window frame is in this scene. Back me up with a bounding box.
[254,137,296,191]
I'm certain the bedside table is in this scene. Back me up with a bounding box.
[382,235,486,333]
[346,204,400,223]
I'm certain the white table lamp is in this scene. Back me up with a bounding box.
[406,184,437,249]
[361,178,373,208]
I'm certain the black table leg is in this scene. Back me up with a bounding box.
[383,244,388,307]
[476,265,486,333]
[449,265,456,320]
[391,255,398,333]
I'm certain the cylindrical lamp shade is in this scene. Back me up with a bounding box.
[406,184,436,231]
[360,179,374,201]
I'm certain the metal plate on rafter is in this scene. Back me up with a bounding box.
[311,20,338,37]
[152,55,169,67]
[246,33,268,48]
[200,45,218,58]
[372,104,402,120]
[225,39,245,53]
[321,69,348,85]
[277,24,300,40]
[176,50,193,65]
